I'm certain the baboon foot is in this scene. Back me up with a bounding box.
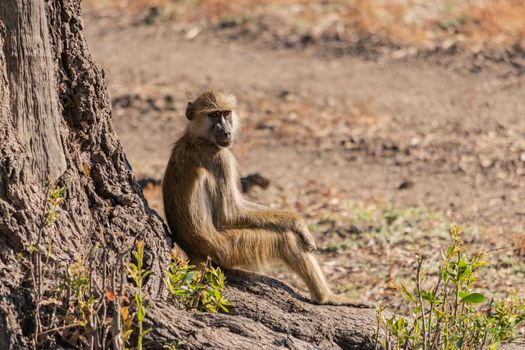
[315,294,375,308]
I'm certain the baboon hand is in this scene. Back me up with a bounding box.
[292,219,317,252]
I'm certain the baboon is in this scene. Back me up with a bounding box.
[162,91,355,305]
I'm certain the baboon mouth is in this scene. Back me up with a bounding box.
[217,139,233,147]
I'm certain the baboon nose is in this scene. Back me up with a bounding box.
[223,131,231,138]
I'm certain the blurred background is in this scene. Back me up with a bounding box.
[83,0,525,311]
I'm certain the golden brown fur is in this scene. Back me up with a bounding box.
[162,91,355,305]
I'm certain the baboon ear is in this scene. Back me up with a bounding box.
[185,101,194,120]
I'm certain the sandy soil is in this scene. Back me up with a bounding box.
[86,20,525,226]
[84,16,525,307]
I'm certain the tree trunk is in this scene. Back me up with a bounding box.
[0,1,376,349]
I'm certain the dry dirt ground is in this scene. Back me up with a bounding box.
[84,9,525,319]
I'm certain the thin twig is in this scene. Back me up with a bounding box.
[415,255,427,350]
[432,325,441,349]
[373,305,382,350]
[100,249,108,350]
[37,322,83,338]
[478,299,493,350]
[32,185,51,348]
[485,246,511,254]
[87,252,96,350]
[427,266,443,350]
[49,260,59,331]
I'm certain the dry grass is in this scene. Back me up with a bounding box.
[84,0,525,52]
[459,0,525,48]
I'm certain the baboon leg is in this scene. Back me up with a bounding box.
[215,229,364,306]
[284,251,332,302]
[285,251,370,306]
[216,229,282,269]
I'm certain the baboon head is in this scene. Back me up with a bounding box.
[186,91,238,148]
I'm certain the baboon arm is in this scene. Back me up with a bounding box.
[241,199,268,210]
[233,208,300,232]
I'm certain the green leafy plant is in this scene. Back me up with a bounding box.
[163,257,231,313]
[56,258,97,345]
[29,183,67,346]
[376,225,525,350]
[44,185,66,264]
[28,186,163,349]
[51,245,148,350]
[127,240,152,350]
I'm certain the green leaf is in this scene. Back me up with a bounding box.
[446,245,455,257]
[488,342,500,350]
[399,283,415,303]
[421,290,433,301]
[137,305,144,321]
[28,245,39,254]
[182,271,196,283]
[57,186,67,197]
[396,317,405,330]
[461,292,486,304]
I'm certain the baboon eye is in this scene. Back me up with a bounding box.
[208,111,231,120]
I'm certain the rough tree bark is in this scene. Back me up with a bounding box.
[0,1,376,349]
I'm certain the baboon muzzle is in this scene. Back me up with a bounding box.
[214,123,233,147]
